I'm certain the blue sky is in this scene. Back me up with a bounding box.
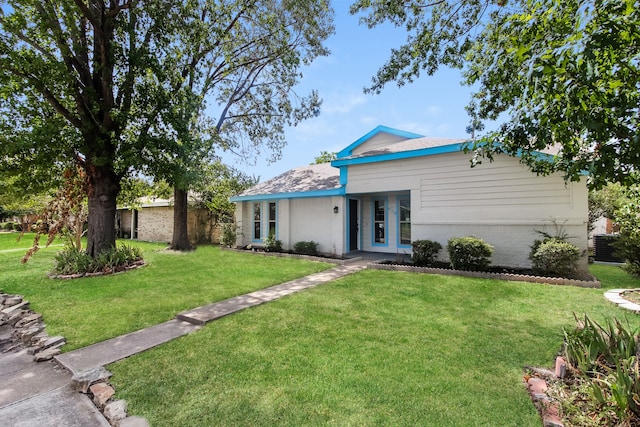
[222,1,496,181]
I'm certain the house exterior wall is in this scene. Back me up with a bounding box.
[351,133,410,156]
[235,197,346,255]
[134,206,211,244]
[137,206,174,243]
[345,152,589,269]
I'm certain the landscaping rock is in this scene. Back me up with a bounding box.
[90,382,115,408]
[555,356,567,379]
[1,300,29,316]
[1,295,23,307]
[40,335,66,350]
[15,312,42,328]
[103,399,127,422]
[33,347,61,362]
[71,366,113,393]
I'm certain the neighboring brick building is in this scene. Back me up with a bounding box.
[117,198,221,245]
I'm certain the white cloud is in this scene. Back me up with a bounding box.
[321,92,367,115]
[424,105,443,116]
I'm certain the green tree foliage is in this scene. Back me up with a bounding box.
[0,1,181,256]
[311,151,338,164]
[352,0,640,188]
[588,183,627,231]
[614,187,640,277]
[192,161,258,227]
[134,0,334,250]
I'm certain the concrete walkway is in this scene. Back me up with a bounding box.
[2,259,369,426]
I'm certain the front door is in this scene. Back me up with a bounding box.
[349,199,359,251]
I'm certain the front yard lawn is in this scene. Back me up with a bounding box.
[0,236,331,350]
[109,266,640,426]
[3,232,640,425]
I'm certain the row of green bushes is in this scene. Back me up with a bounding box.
[263,236,321,257]
[411,234,581,277]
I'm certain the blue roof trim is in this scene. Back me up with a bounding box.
[230,187,345,202]
[337,125,424,158]
[332,143,468,166]
[339,166,348,185]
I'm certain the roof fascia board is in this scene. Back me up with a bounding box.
[336,125,424,158]
[333,143,468,166]
[230,187,345,202]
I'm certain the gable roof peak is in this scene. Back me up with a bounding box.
[337,125,425,158]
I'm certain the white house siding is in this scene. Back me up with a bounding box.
[346,152,589,269]
[235,197,345,255]
[351,133,410,156]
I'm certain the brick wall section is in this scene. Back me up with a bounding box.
[134,207,222,244]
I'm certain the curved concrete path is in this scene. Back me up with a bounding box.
[1,260,369,426]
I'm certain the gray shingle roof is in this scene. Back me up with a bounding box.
[348,136,469,159]
[236,162,340,197]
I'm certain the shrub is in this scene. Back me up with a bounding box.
[530,238,580,277]
[293,241,319,256]
[447,236,493,271]
[220,223,238,248]
[52,244,143,276]
[614,189,640,277]
[411,239,442,267]
[263,234,282,253]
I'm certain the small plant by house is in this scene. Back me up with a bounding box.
[293,241,319,256]
[530,239,580,278]
[263,234,283,253]
[447,236,493,271]
[411,239,442,267]
[220,223,238,248]
[529,222,580,277]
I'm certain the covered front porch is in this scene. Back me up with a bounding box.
[344,191,412,257]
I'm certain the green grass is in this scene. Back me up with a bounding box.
[108,266,640,426]
[4,232,640,425]
[0,237,331,350]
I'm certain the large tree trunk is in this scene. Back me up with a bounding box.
[171,187,192,251]
[86,164,120,257]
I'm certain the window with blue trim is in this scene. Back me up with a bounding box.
[373,199,386,244]
[399,197,411,246]
[253,203,261,240]
[268,202,277,237]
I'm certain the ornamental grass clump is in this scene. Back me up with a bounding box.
[447,236,493,271]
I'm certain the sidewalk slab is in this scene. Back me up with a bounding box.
[0,348,70,407]
[56,319,201,375]
[0,384,110,427]
[177,263,366,326]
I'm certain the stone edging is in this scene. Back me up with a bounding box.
[367,262,601,288]
[524,357,568,427]
[604,289,640,313]
[0,291,149,426]
[48,260,146,280]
